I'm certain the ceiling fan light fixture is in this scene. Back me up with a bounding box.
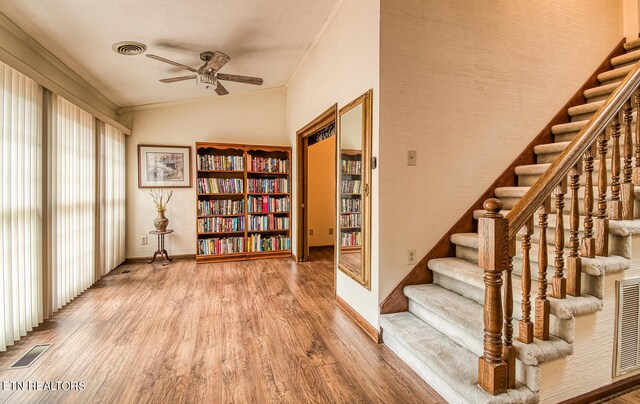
[196,73,218,90]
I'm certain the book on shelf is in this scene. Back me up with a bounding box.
[249,155,289,173]
[248,195,290,213]
[341,159,362,175]
[340,213,361,228]
[340,198,361,213]
[341,180,361,194]
[247,234,291,252]
[248,214,290,231]
[198,217,245,233]
[197,154,244,171]
[197,178,244,194]
[247,178,289,193]
[341,231,362,247]
[198,199,244,216]
[198,236,245,255]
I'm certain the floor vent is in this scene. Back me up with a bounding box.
[121,267,132,274]
[10,344,51,369]
[614,278,640,377]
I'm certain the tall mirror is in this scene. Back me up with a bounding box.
[337,90,372,290]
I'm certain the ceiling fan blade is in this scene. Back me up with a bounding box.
[160,75,197,83]
[215,81,229,96]
[205,51,231,73]
[146,54,198,73]
[216,73,263,86]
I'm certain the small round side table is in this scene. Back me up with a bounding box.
[148,229,174,264]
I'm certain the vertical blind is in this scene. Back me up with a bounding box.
[47,94,97,312]
[98,122,126,276]
[0,63,43,351]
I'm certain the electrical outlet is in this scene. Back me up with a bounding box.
[407,249,417,265]
[329,228,333,235]
[408,150,417,166]
[309,229,314,236]
[141,236,148,245]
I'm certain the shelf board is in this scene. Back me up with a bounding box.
[340,212,361,215]
[198,214,244,218]
[341,172,362,176]
[248,192,290,196]
[197,169,244,173]
[196,251,246,258]
[247,249,292,254]
[248,229,290,233]
[198,193,245,196]
[248,211,290,215]
[341,193,361,196]
[197,230,245,235]
[247,171,289,175]
[340,226,361,230]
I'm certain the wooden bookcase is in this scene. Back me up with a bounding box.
[340,149,362,253]
[195,142,291,263]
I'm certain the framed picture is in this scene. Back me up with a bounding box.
[138,144,192,188]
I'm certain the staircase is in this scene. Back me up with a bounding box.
[380,38,640,403]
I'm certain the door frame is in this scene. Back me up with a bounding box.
[296,104,337,263]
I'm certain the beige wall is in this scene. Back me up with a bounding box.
[308,136,336,247]
[378,0,624,302]
[123,88,288,259]
[286,0,380,329]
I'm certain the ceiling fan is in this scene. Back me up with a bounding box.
[145,51,263,95]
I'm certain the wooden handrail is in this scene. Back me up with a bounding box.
[506,61,640,237]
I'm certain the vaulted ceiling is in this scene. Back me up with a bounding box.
[0,0,338,107]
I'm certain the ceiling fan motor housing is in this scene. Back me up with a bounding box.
[196,73,217,90]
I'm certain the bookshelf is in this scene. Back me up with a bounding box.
[340,149,362,253]
[196,142,291,263]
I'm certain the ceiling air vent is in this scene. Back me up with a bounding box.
[614,278,640,377]
[112,41,147,56]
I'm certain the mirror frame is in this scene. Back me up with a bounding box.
[336,89,372,290]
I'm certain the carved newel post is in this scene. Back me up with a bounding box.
[477,198,508,395]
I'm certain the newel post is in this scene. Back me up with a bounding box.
[477,198,508,396]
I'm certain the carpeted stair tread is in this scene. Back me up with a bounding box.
[516,158,627,177]
[428,258,603,319]
[597,64,633,83]
[450,232,629,276]
[624,38,640,51]
[404,284,573,366]
[379,312,537,404]
[534,140,625,158]
[551,120,588,135]
[611,49,640,67]
[584,81,621,99]
[495,185,640,200]
[567,100,604,117]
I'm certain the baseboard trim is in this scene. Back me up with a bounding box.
[125,254,196,263]
[336,295,381,343]
[559,373,640,404]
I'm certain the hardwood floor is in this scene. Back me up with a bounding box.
[0,248,443,403]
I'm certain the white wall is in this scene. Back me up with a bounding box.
[378,0,624,302]
[124,88,288,259]
[286,0,380,328]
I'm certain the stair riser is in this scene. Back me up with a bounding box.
[498,196,640,218]
[408,299,541,392]
[454,245,602,298]
[536,146,627,164]
[519,160,630,185]
[432,272,574,342]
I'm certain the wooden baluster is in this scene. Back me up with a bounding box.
[552,180,566,299]
[518,217,534,344]
[622,99,635,220]
[595,130,609,257]
[581,144,596,258]
[567,164,582,297]
[535,198,551,341]
[503,238,516,388]
[609,113,623,220]
[633,92,640,186]
[478,198,507,396]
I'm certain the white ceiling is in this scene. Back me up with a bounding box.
[0,0,338,107]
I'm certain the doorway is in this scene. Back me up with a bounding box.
[296,104,337,263]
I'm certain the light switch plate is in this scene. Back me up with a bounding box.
[141,236,148,245]
[309,229,314,236]
[407,249,417,265]
[329,228,333,235]
[408,150,417,166]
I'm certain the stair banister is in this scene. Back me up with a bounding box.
[505,61,640,238]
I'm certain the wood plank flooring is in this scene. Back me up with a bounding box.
[0,248,443,403]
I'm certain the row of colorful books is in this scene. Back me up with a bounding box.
[248,195,290,213]
[341,198,361,213]
[247,234,291,252]
[341,231,362,247]
[249,155,289,173]
[197,178,243,194]
[197,217,244,233]
[198,237,245,255]
[248,214,290,231]
[247,178,289,194]
[340,213,361,228]
[341,180,362,194]
[197,154,244,171]
[198,199,244,216]
[341,160,362,175]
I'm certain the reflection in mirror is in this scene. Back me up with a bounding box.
[337,90,371,290]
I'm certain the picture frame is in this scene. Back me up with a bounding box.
[138,144,192,188]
